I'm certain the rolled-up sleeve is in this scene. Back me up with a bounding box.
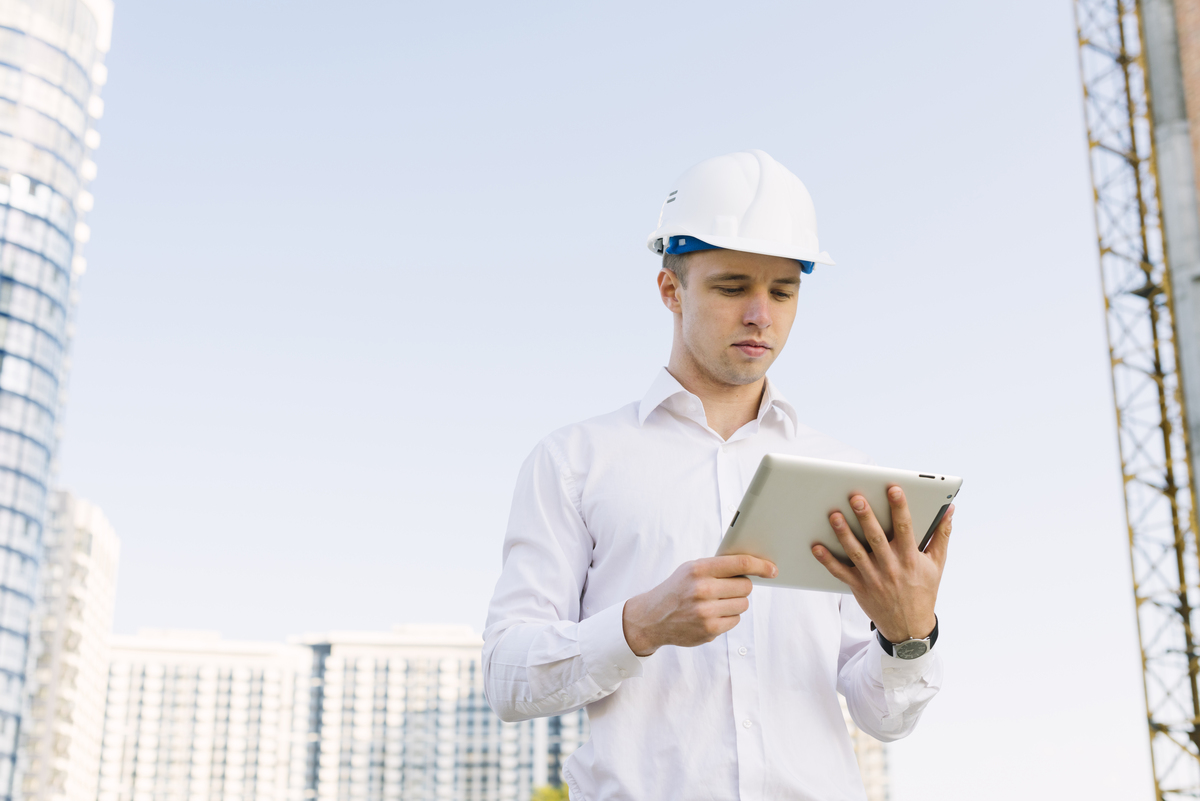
[483,439,645,722]
[835,596,943,742]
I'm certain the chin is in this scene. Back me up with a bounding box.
[714,362,770,387]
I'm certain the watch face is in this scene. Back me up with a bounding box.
[895,640,930,660]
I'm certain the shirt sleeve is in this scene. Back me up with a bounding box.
[835,595,943,742]
[482,438,646,723]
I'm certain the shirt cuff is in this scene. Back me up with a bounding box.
[578,600,646,690]
[867,637,938,686]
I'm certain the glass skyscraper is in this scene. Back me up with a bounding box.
[0,1,112,797]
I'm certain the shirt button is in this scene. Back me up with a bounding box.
[742,719,752,729]
[738,646,748,656]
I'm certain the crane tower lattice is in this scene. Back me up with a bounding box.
[1074,1,1200,797]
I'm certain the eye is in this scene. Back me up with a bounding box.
[772,290,794,300]
[715,286,743,296]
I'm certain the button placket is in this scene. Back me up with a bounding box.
[717,443,738,533]
[717,440,766,789]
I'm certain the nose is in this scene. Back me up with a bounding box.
[743,291,772,329]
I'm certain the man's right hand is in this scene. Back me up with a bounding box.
[621,555,778,657]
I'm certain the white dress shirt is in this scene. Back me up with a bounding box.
[483,368,942,801]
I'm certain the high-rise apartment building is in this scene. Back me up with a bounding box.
[0,1,113,797]
[99,632,311,801]
[21,491,118,801]
[100,628,886,801]
[300,627,588,801]
[98,628,588,801]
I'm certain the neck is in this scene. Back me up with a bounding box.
[667,351,766,441]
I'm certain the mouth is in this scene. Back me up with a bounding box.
[732,340,770,358]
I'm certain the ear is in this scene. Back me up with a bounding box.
[657,268,683,314]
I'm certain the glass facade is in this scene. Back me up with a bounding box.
[0,1,112,797]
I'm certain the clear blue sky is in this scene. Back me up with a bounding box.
[63,1,1148,797]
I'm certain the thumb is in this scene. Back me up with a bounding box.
[923,505,954,568]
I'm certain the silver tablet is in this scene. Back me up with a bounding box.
[715,454,963,594]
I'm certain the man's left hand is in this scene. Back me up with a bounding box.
[811,487,953,645]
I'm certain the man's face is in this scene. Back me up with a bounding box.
[659,249,802,387]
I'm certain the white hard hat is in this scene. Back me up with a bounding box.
[646,149,834,273]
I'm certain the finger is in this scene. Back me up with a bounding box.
[704,554,778,580]
[829,509,875,575]
[707,596,751,618]
[848,495,891,558]
[922,504,954,568]
[703,614,742,640]
[811,544,860,588]
[887,486,917,555]
[697,576,754,600]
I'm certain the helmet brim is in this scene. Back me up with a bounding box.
[648,230,835,266]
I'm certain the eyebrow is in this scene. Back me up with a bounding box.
[706,272,801,286]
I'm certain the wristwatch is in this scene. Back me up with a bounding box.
[874,617,939,659]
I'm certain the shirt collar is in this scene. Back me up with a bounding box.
[637,367,798,437]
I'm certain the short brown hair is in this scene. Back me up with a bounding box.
[662,252,690,287]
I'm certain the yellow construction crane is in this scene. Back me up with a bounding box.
[1074,0,1200,797]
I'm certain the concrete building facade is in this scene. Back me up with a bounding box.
[99,632,310,801]
[96,627,890,801]
[21,491,117,801]
[98,628,588,801]
[304,627,587,801]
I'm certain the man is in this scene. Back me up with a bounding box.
[483,150,951,800]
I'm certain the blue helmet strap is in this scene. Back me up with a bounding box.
[664,236,814,274]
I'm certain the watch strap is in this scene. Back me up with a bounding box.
[874,616,938,657]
